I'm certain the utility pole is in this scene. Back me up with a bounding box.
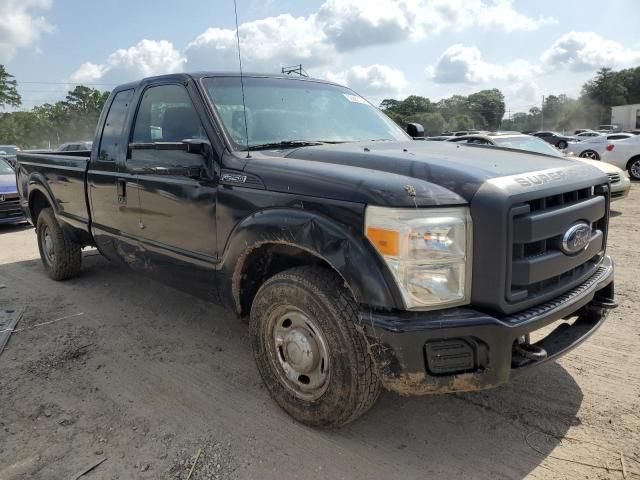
[507,109,511,130]
[541,95,545,131]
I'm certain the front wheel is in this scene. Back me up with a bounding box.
[250,266,381,428]
[628,156,640,180]
[36,207,82,280]
[557,140,568,149]
[579,150,600,160]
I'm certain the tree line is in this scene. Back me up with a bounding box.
[1,64,639,147]
[0,65,109,149]
[381,67,640,136]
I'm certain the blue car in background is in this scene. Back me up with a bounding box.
[0,157,26,225]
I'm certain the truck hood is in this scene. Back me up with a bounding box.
[0,173,18,194]
[240,140,607,207]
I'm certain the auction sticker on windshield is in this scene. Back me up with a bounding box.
[343,93,368,104]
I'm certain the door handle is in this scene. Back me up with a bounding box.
[117,179,126,205]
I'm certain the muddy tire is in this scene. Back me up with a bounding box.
[36,207,81,280]
[250,266,381,428]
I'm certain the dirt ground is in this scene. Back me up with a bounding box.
[1,186,639,480]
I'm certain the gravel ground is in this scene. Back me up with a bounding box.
[0,183,639,480]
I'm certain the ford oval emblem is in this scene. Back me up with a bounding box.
[561,223,591,255]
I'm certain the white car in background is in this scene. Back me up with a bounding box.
[566,133,635,160]
[602,135,640,180]
[566,135,607,160]
[575,131,601,138]
[447,133,631,200]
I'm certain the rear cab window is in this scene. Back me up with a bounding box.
[98,89,134,162]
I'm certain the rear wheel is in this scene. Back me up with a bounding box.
[36,208,82,280]
[250,266,381,428]
[579,150,600,160]
[628,156,640,180]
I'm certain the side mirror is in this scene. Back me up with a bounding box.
[406,123,425,139]
[182,139,212,156]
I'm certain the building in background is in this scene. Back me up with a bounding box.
[611,104,640,130]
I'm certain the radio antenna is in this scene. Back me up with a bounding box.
[233,0,251,158]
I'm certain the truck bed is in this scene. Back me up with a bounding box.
[17,150,91,232]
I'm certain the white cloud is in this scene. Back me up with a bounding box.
[185,14,335,72]
[423,0,555,35]
[69,39,186,84]
[475,0,556,32]
[182,0,552,76]
[430,44,539,84]
[0,0,53,62]
[65,0,555,91]
[314,0,554,51]
[70,62,107,83]
[541,32,640,71]
[317,0,426,51]
[326,64,408,96]
[505,79,540,105]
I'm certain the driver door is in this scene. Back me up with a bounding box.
[126,83,219,301]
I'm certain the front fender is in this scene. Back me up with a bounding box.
[217,208,403,313]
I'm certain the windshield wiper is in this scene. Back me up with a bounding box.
[248,140,327,150]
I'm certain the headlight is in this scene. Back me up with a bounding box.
[365,206,472,310]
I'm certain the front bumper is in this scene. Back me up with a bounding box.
[610,177,631,202]
[0,216,26,225]
[362,255,615,395]
[0,197,26,225]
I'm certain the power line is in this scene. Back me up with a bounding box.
[16,81,116,86]
[17,90,81,93]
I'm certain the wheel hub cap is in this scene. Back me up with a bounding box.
[283,328,319,373]
[43,228,55,263]
[270,309,330,400]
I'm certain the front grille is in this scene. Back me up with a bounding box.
[607,173,621,184]
[0,195,22,219]
[508,185,608,306]
[505,265,609,324]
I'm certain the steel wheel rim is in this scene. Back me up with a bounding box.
[631,160,640,179]
[41,226,55,265]
[267,307,330,401]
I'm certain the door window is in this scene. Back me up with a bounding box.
[130,84,207,168]
[131,85,205,144]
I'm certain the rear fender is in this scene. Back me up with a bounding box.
[27,174,60,218]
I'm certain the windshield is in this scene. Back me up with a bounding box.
[0,158,13,174]
[202,77,408,149]
[493,136,563,157]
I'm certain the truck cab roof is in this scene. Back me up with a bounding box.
[113,71,339,92]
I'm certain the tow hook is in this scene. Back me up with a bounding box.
[512,335,547,365]
[590,299,618,310]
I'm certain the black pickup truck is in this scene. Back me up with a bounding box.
[17,73,616,427]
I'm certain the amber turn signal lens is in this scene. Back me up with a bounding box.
[366,227,400,256]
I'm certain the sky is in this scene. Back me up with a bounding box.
[2,0,640,113]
